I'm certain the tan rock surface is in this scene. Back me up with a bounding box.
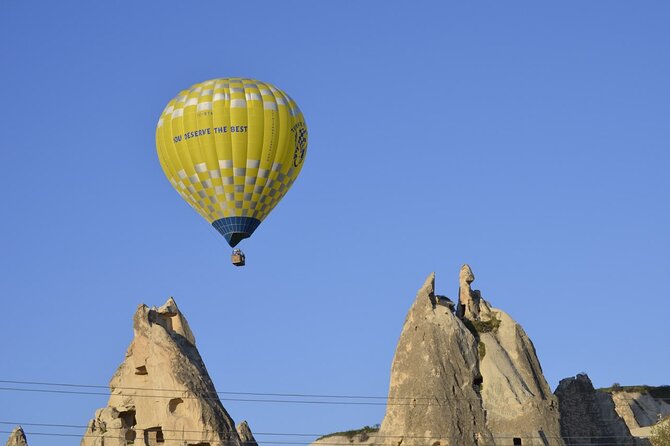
[81,297,243,446]
[461,273,563,445]
[611,391,670,430]
[377,273,493,446]
[456,264,480,320]
[4,427,27,446]
[317,265,655,446]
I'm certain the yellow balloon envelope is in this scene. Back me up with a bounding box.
[156,78,308,247]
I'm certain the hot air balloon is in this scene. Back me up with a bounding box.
[156,78,308,266]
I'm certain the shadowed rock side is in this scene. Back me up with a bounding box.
[81,297,244,446]
[236,421,259,446]
[377,273,494,446]
[554,374,648,446]
[4,427,28,446]
[457,265,564,446]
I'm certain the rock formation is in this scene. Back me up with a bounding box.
[455,264,480,320]
[554,374,647,446]
[610,389,670,437]
[311,428,377,446]
[236,421,259,446]
[377,273,493,446]
[650,417,670,445]
[4,427,28,446]
[81,297,249,446]
[458,265,564,446]
[315,265,566,446]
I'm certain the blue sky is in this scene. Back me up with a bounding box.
[1,2,668,445]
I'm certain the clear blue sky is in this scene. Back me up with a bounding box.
[1,2,668,445]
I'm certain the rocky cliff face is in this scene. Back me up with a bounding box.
[554,374,647,446]
[610,389,670,436]
[81,297,251,446]
[4,427,28,446]
[377,273,493,446]
[458,266,564,446]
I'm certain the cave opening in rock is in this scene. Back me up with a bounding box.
[473,375,483,391]
[135,365,148,375]
[513,438,522,446]
[168,397,183,413]
[119,409,136,428]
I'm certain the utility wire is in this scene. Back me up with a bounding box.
[0,386,392,406]
[0,384,662,428]
[3,379,667,404]
[0,382,475,405]
[0,380,390,400]
[2,384,667,408]
[0,430,652,446]
[0,422,652,440]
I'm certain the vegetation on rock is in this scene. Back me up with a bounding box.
[316,425,380,441]
[651,416,670,446]
[472,316,501,333]
[599,385,670,399]
[463,315,501,337]
[478,341,486,360]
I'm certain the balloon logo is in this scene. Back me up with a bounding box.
[156,78,308,247]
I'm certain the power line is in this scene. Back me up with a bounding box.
[0,422,653,440]
[0,386,393,406]
[0,380,479,407]
[0,384,663,433]
[0,379,390,400]
[4,379,667,405]
[0,429,652,446]
[3,384,668,410]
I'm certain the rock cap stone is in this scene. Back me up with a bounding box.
[4,426,28,446]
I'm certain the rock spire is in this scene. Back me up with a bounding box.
[377,273,493,446]
[4,427,28,446]
[375,264,564,445]
[457,264,481,319]
[236,421,259,446]
[458,265,563,445]
[80,297,247,446]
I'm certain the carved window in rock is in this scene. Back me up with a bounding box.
[513,438,522,446]
[144,427,164,445]
[153,312,177,333]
